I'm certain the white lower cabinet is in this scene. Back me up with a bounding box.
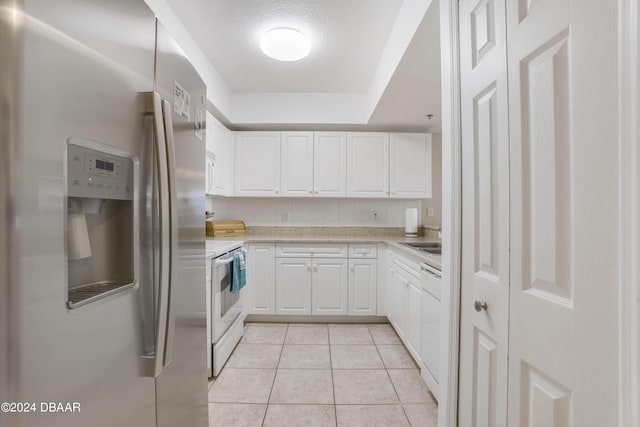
[406,278,423,358]
[275,258,312,314]
[386,266,405,336]
[387,250,423,362]
[312,258,348,315]
[275,257,348,315]
[246,244,276,314]
[348,259,377,315]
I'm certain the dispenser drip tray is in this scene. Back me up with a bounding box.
[67,280,137,309]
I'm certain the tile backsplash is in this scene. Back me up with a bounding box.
[207,197,424,227]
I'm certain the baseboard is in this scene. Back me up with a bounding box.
[245,314,389,324]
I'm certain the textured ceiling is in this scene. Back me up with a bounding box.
[156,0,441,131]
[165,0,403,93]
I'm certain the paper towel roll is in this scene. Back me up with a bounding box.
[405,208,418,236]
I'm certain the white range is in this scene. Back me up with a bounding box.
[205,240,246,377]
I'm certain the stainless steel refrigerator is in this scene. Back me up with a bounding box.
[0,0,208,426]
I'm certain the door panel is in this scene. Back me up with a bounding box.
[234,132,281,196]
[506,0,619,424]
[247,244,276,314]
[312,258,348,315]
[348,259,377,315]
[281,132,314,197]
[154,20,208,427]
[458,0,510,425]
[276,258,312,314]
[314,132,347,196]
[389,133,432,198]
[13,1,158,425]
[346,132,390,198]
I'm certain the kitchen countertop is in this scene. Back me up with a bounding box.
[206,227,442,270]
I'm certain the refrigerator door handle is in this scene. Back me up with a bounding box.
[161,99,178,368]
[145,91,171,378]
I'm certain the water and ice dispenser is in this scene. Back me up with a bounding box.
[66,140,135,308]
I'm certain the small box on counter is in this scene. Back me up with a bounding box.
[206,220,246,237]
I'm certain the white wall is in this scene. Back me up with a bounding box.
[422,133,442,226]
[207,197,423,228]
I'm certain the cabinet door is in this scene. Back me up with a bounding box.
[314,132,347,197]
[386,266,405,337]
[390,133,432,198]
[247,244,276,314]
[406,279,423,360]
[346,132,390,197]
[234,132,281,196]
[312,258,348,315]
[348,259,377,315]
[281,131,314,197]
[397,273,409,338]
[213,125,234,196]
[276,258,312,314]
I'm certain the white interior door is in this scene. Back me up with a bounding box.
[506,0,620,425]
[458,0,511,425]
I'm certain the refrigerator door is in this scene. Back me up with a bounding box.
[0,0,19,416]
[153,20,209,427]
[4,1,159,425]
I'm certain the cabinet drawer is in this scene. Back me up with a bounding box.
[276,243,348,258]
[348,243,378,259]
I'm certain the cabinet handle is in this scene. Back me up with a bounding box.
[308,190,313,194]
[315,190,319,194]
[307,264,311,272]
[275,189,280,194]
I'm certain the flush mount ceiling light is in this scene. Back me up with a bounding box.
[260,28,311,61]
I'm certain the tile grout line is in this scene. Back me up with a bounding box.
[370,325,413,426]
[328,325,338,427]
[260,323,288,427]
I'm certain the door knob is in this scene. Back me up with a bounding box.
[474,301,488,312]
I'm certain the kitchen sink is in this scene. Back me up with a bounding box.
[402,242,442,255]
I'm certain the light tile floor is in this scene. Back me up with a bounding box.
[208,323,437,427]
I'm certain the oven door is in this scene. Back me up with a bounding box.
[211,253,242,344]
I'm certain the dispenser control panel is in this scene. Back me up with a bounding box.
[67,140,133,200]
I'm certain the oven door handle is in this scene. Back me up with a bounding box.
[215,257,235,267]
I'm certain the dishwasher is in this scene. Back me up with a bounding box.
[420,262,441,401]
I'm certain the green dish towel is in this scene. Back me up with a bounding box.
[231,249,247,293]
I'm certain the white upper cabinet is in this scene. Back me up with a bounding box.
[234,131,281,196]
[390,133,432,199]
[212,119,234,197]
[205,112,234,197]
[346,132,390,198]
[314,132,347,197]
[232,131,429,199]
[281,132,314,197]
